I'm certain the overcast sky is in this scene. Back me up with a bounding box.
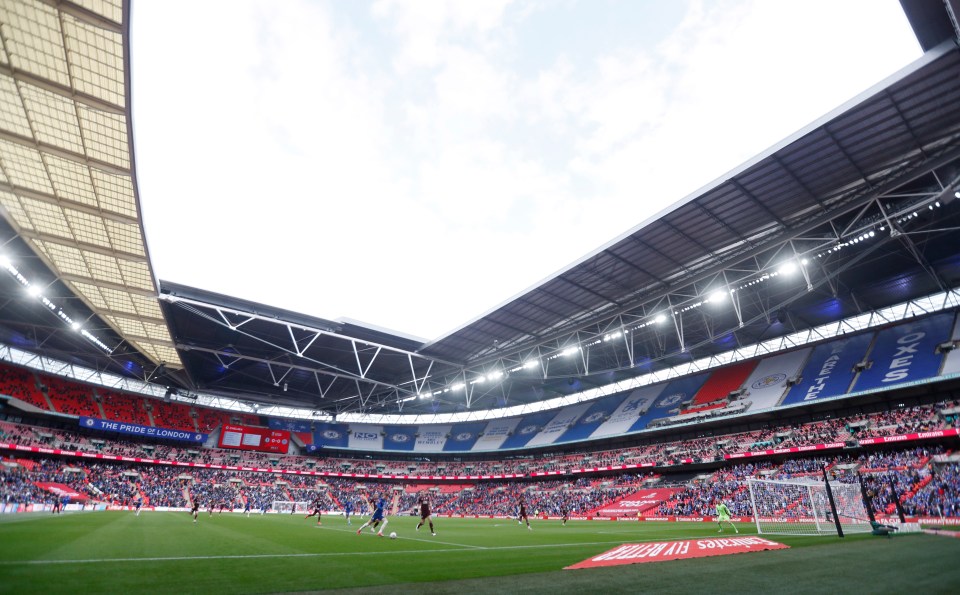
[129,0,920,342]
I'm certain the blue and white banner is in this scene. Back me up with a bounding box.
[381,425,417,451]
[630,373,710,432]
[525,403,591,448]
[79,417,206,443]
[740,348,811,411]
[781,332,874,406]
[347,424,383,450]
[268,418,312,433]
[500,411,559,450]
[311,423,349,450]
[591,384,668,439]
[410,424,450,452]
[853,312,954,392]
[472,417,521,451]
[941,313,960,377]
[556,393,627,443]
[442,422,486,452]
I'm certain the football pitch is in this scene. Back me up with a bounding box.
[1,512,958,594]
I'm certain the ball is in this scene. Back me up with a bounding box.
[389,532,397,539]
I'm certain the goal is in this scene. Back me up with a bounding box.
[272,501,310,515]
[747,478,872,536]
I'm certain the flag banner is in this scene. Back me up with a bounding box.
[346,424,383,450]
[407,424,450,452]
[593,488,680,517]
[630,373,711,432]
[853,312,954,392]
[565,537,789,569]
[500,411,560,450]
[739,348,811,411]
[471,417,521,451]
[79,417,206,443]
[556,393,628,443]
[268,418,312,433]
[310,423,349,450]
[690,360,756,406]
[34,483,84,500]
[525,403,592,448]
[218,424,290,454]
[442,422,486,452]
[781,332,874,405]
[381,425,417,451]
[590,385,668,439]
[941,313,960,376]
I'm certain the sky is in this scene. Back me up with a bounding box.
[129,0,921,342]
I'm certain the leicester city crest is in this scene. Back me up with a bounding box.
[322,430,342,440]
[752,373,787,390]
[389,433,410,443]
[519,424,539,435]
[455,432,473,441]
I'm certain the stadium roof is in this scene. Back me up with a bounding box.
[2,0,960,417]
[0,0,179,375]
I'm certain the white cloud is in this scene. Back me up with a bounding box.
[131,0,920,341]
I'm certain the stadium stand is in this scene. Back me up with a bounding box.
[39,375,101,418]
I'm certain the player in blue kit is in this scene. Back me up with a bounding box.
[356,495,388,537]
[243,499,252,517]
[344,500,354,525]
[134,497,142,517]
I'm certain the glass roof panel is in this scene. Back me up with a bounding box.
[0,1,70,86]
[20,83,85,154]
[63,207,111,249]
[103,219,144,257]
[44,154,98,205]
[0,191,32,231]
[71,0,123,27]
[62,16,124,107]
[89,169,137,218]
[0,75,33,138]
[0,139,54,194]
[18,196,71,240]
[77,105,128,169]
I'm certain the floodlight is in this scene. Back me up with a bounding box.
[26,285,41,297]
[708,290,726,303]
[654,314,667,324]
[778,262,798,276]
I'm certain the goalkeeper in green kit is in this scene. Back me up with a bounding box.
[716,501,738,533]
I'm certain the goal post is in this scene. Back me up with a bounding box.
[747,478,872,536]
[272,501,310,515]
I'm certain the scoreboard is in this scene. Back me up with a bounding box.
[218,424,290,454]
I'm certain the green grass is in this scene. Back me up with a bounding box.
[0,512,957,594]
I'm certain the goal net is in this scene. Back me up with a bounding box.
[272,501,310,515]
[747,478,872,536]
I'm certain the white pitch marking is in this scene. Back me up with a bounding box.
[0,539,640,566]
